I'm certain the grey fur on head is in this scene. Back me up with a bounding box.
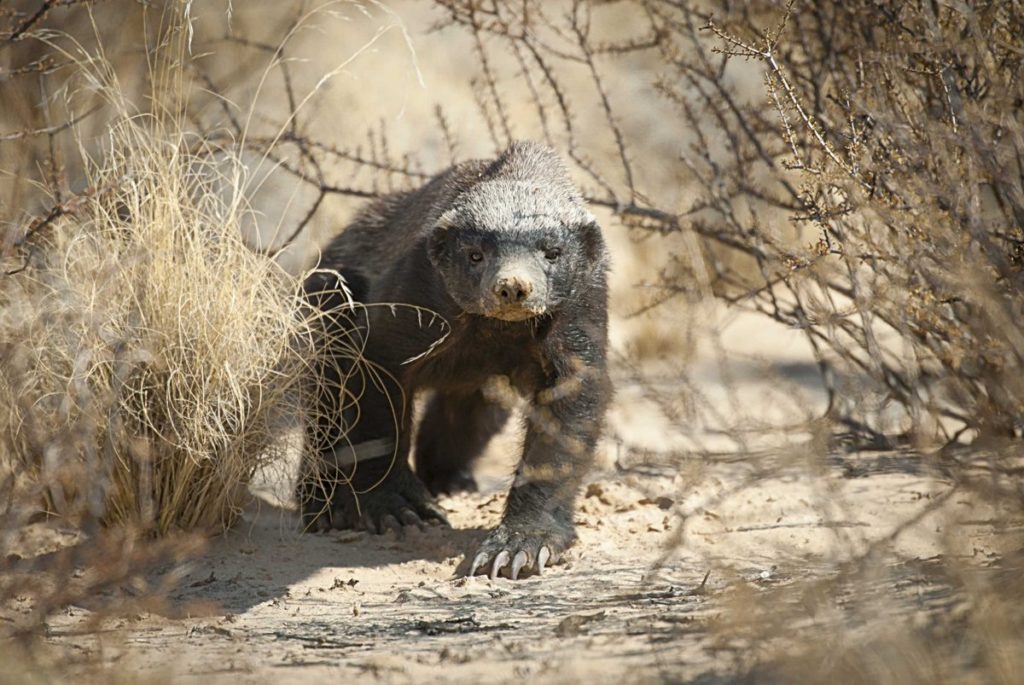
[427,142,604,321]
[436,141,596,234]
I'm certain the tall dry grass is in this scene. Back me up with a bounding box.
[0,4,355,647]
[1,28,316,535]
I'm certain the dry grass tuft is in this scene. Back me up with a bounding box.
[0,21,317,536]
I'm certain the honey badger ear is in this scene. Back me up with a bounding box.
[579,217,605,264]
[428,224,451,266]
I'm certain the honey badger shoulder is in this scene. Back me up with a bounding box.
[298,140,610,580]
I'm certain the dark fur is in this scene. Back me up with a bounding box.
[298,141,610,578]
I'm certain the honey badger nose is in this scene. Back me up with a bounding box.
[494,276,533,304]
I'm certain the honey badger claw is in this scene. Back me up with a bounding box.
[490,550,511,580]
[397,508,426,530]
[467,544,555,580]
[469,552,489,577]
[537,546,550,575]
[298,141,610,580]
[511,551,529,580]
[468,515,569,580]
[379,514,402,536]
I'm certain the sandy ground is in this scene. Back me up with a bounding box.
[35,449,1017,684]
[29,314,1021,684]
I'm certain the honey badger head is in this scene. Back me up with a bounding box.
[428,142,606,322]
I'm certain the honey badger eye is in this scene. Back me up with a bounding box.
[469,250,484,263]
[544,247,562,261]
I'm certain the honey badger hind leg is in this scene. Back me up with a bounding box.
[415,389,510,496]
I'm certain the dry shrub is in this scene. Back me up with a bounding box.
[417,2,1024,681]
[647,1,1024,447]
[0,19,317,536]
[422,0,1024,447]
[705,554,1024,685]
[0,13,345,648]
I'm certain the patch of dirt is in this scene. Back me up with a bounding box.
[35,441,1018,684]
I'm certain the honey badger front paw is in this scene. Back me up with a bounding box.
[350,484,450,534]
[321,468,450,534]
[468,517,575,580]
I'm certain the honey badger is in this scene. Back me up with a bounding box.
[299,140,610,580]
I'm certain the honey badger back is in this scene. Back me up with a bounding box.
[299,140,610,579]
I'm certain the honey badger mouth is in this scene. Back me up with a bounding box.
[482,302,547,322]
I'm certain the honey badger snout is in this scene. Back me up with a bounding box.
[494,275,533,304]
[485,259,547,320]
